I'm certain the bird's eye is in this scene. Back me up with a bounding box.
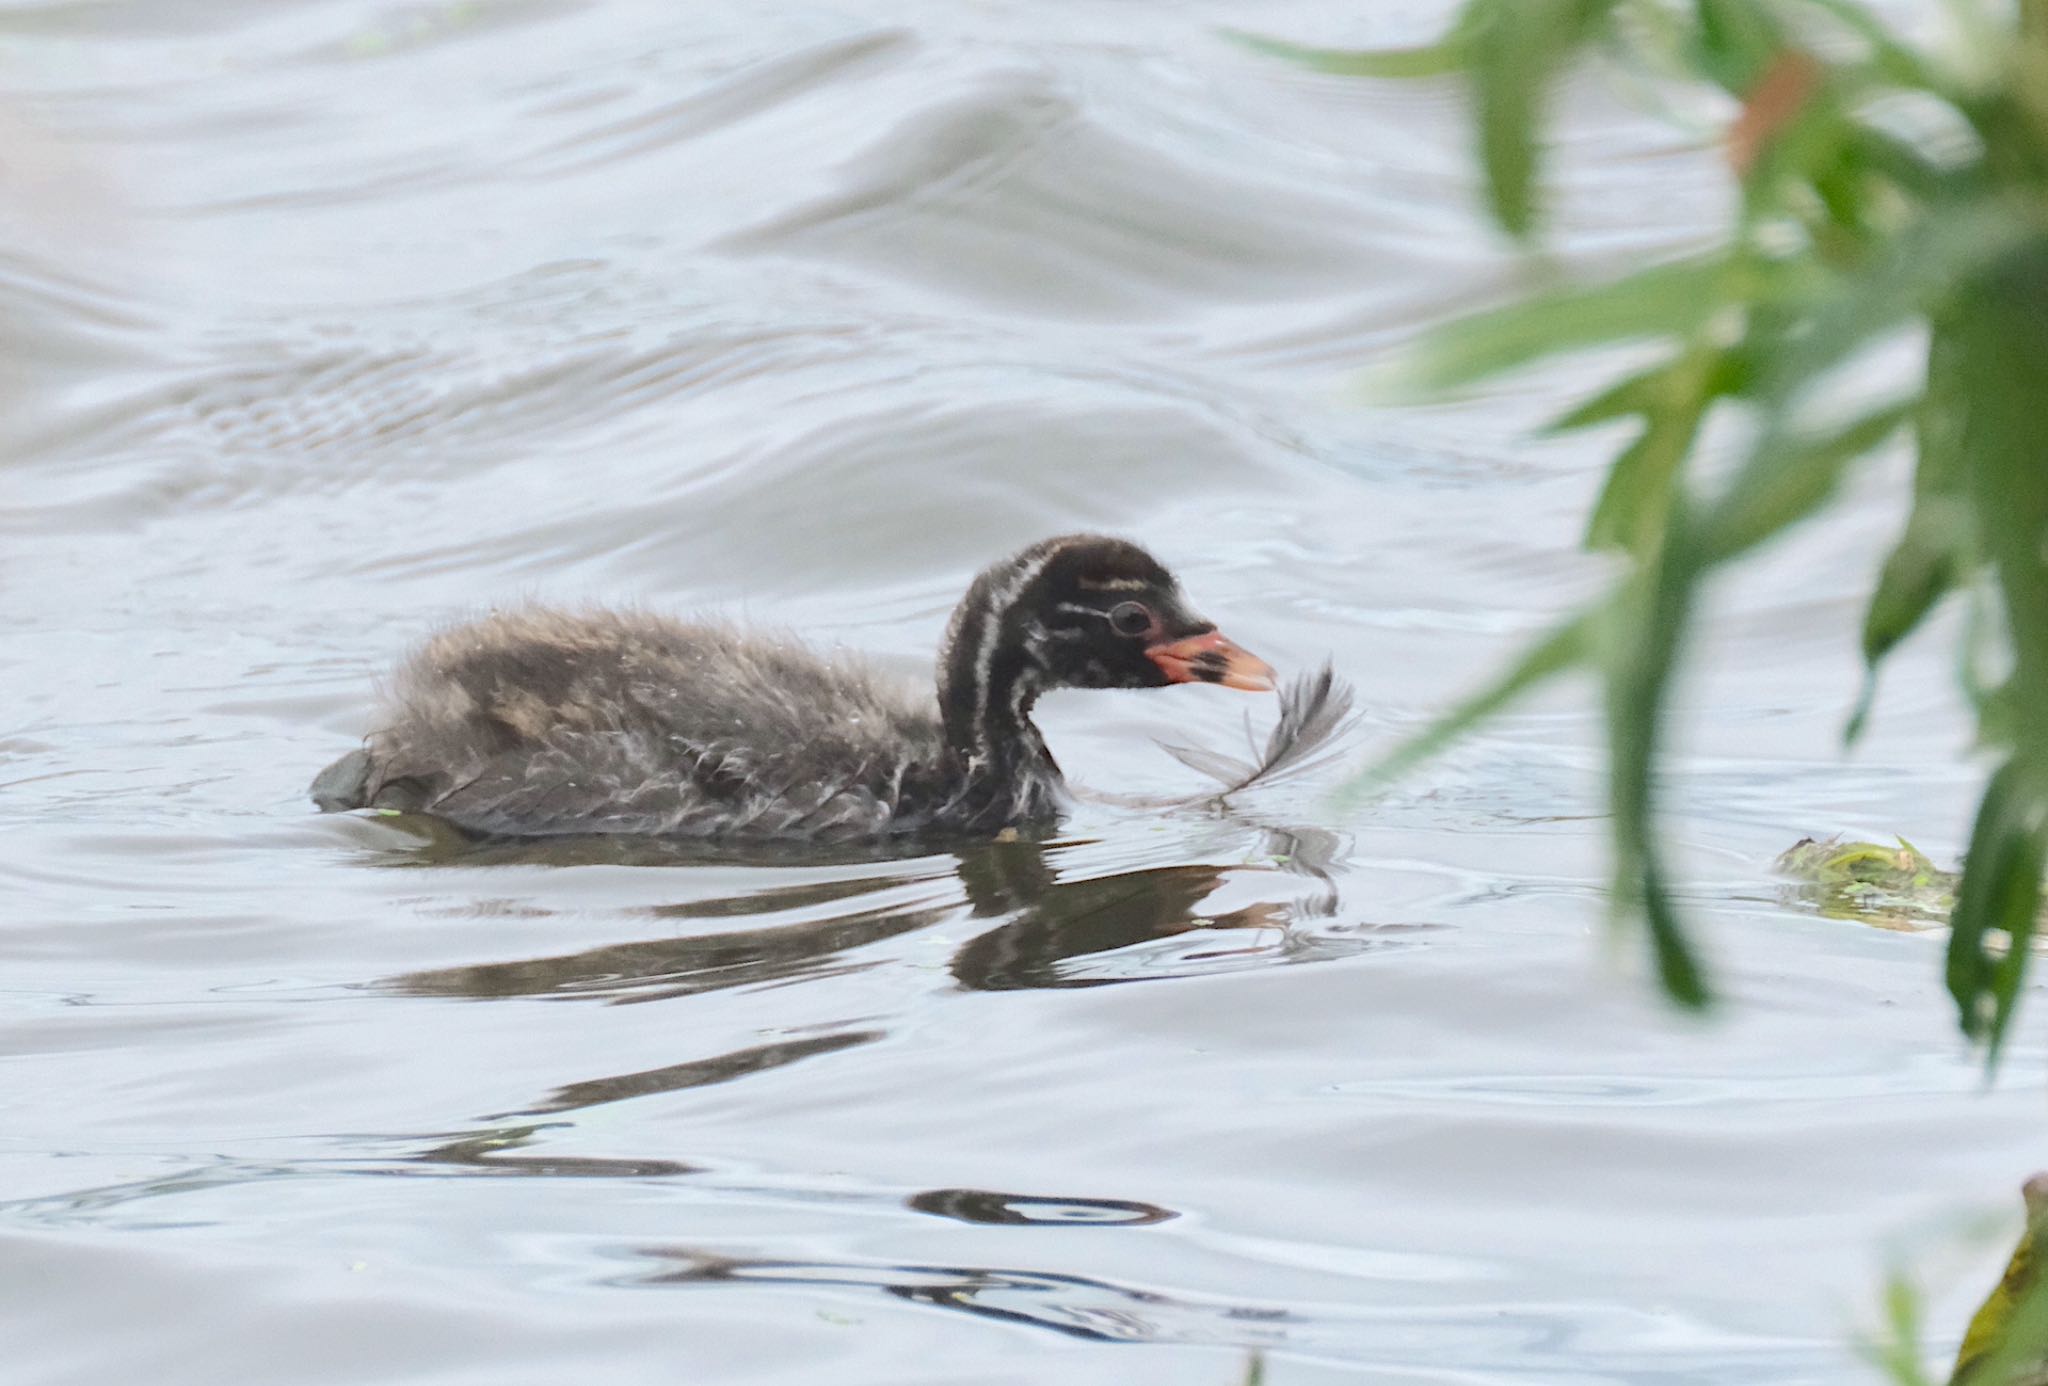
[1108,602,1153,636]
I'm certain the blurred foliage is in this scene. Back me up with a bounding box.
[1874,1177,2048,1386]
[1868,1263,1944,1386]
[1253,0,2048,1057]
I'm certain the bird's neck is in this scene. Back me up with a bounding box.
[936,566,1060,799]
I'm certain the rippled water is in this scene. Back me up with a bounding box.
[3,3,2040,1383]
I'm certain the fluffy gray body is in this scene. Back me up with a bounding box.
[314,609,1037,839]
[310,535,1266,843]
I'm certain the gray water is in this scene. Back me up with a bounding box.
[2,4,2039,1383]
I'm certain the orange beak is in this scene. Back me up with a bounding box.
[1145,630,1277,692]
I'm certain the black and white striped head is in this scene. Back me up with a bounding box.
[942,535,1273,716]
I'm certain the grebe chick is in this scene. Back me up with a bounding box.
[309,534,1275,842]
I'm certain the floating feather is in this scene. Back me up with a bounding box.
[1158,663,1357,800]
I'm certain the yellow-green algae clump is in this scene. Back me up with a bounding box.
[1776,837,1956,933]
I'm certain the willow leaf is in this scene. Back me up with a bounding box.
[1695,400,1913,563]
[1692,0,1789,92]
[1584,348,1720,554]
[1409,256,1728,392]
[1604,509,1709,1009]
[1947,762,2046,1056]
[1956,249,2048,784]
[1787,0,1944,91]
[1846,317,1975,741]
[1845,495,1962,745]
[1859,497,1965,666]
[1760,198,2044,405]
[1541,364,1664,433]
[1224,30,1471,78]
[1471,0,1612,237]
[1336,608,1596,804]
[1938,245,2048,1058]
[1861,329,1969,666]
[1863,1270,1938,1386]
[1641,857,1708,1007]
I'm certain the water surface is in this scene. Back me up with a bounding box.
[1,3,2036,1383]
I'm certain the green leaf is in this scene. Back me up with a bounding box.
[1335,608,1597,804]
[1861,345,1969,670]
[1695,400,1913,563]
[1603,507,1709,1009]
[1759,197,2045,405]
[1541,364,1667,433]
[1406,256,1730,392]
[1861,1269,1939,1386]
[1955,247,2048,783]
[1469,0,1613,238]
[1839,125,1961,204]
[1597,528,1712,1007]
[1937,243,2048,1058]
[1787,0,1944,92]
[1858,494,1966,669]
[1953,1201,2048,1386]
[1945,760,2046,1053]
[1691,0,1788,92]
[1640,855,1708,1007]
[1323,0,2048,1049]
[1230,2,1628,239]
[1848,317,1977,742]
[1223,29,1470,78]
[1583,348,1721,554]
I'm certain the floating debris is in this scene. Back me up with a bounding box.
[1775,836,1956,933]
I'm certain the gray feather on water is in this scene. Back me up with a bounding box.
[1158,664,1356,800]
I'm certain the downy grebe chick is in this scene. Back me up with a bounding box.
[310,534,1275,841]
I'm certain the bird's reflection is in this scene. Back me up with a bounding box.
[361,813,948,872]
[382,822,1354,1004]
[384,876,952,1004]
[374,819,1380,1133]
[948,826,1347,991]
[381,814,1368,1007]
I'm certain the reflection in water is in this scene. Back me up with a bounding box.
[624,1244,1782,1373]
[381,817,1375,1004]
[409,1123,696,1179]
[386,884,950,1004]
[22,816,1388,1313]
[949,828,1357,990]
[0,1130,701,1230]
[951,859,1283,990]
[360,812,962,872]
[372,819,1398,1164]
[500,1030,883,1118]
[1262,826,1344,919]
[632,1249,1293,1346]
[391,1033,884,1171]
[906,1187,1175,1227]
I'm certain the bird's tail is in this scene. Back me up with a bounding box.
[309,747,374,812]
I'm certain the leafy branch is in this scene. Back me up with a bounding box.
[1254,0,2048,1055]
